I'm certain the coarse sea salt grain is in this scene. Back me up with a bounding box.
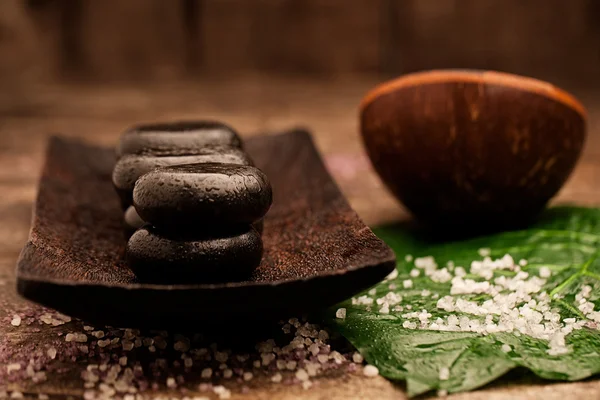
[166,377,176,388]
[385,269,399,281]
[65,333,87,343]
[7,363,21,373]
[47,347,57,359]
[352,352,364,363]
[539,266,552,278]
[201,368,213,379]
[286,360,298,370]
[439,367,450,380]
[11,315,21,327]
[295,368,309,381]
[478,248,491,257]
[213,385,231,399]
[363,365,379,377]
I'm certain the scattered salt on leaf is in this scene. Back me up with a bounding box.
[328,207,600,396]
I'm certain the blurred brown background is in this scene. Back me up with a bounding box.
[2,0,599,84]
[1,0,600,225]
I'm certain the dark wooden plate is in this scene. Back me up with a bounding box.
[16,129,395,328]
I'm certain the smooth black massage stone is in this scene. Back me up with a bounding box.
[117,121,242,157]
[126,225,263,284]
[112,149,253,208]
[123,206,145,238]
[133,163,272,229]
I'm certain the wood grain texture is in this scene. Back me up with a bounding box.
[1,0,600,84]
[2,78,600,398]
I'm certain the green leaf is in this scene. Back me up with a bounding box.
[326,207,600,396]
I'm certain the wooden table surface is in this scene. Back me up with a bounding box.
[2,77,600,399]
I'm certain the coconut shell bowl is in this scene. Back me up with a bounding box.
[360,70,587,231]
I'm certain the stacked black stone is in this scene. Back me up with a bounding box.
[112,121,272,284]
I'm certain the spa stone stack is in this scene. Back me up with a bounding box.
[112,121,272,283]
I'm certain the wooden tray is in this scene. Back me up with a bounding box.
[16,129,395,328]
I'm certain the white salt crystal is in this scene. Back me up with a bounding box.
[539,267,551,278]
[363,365,379,377]
[352,352,364,363]
[295,368,309,381]
[478,248,491,257]
[166,377,176,388]
[7,363,21,373]
[11,315,21,327]
[286,360,297,370]
[201,368,213,379]
[385,269,399,280]
[439,367,450,380]
[47,347,57,359]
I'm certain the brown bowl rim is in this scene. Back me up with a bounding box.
[360,69,587,119]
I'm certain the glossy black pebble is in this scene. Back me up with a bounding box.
[117,121,242,157]
[126,225,263,284]
[123,206,146,239]
[134,163,273,229]
[112,149,253,208]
